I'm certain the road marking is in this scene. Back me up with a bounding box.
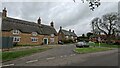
[70,54,76,56]
[60,56,63,58]
[26,60,38,63]
[73,54,76,56]
[64,55,67,57]
[46,57,55,60]
[70,54,74,56]
[3,64,14,67]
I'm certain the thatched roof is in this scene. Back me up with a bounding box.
[60,29,77,37]
[2,17,57,35]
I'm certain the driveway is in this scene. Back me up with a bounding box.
[2,44,118,66]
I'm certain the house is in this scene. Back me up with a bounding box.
[89,33,120,44]
[58,26,77,42]
[1,8,58,46]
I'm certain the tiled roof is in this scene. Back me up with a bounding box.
[2,17,57,35]
[60,29,77,37]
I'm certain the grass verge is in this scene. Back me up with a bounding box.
[74,47,113,54]
[89,43,120,48]
[1,47,52,61]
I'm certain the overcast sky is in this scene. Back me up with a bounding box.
[1,1,118,36]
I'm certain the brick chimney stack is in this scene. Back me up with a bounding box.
[2,7,7,17]
[50,21,54,27]
[38,17,41,25]
[60,26,62,30]
[69,29,71,32]
[73,30,74,33]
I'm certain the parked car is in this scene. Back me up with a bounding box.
[58,41,64,45]
[76,41,89,48]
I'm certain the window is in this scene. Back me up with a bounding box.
[31,37,38,42]
[66,36,68,39]
[50,38,54,43]
[71,36,73,39]
[51,34,54,37]
[75,37,77,39]
[32,32,38,36]
[13,37,21,42]
[13,30,20,35]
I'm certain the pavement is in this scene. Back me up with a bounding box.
[2,44,119,67]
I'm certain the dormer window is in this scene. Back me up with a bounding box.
[32,32,38,36]
[13,30,20,35]
[51,34,54,37]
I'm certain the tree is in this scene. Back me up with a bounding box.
[82,34,85,38]
[86,32,93,38]
[73,0,101,11]
[91,12,119,42]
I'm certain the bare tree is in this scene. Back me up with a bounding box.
[91,12,119,41]
[73,0,101,11]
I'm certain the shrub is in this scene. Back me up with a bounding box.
[63,39,74,44]
[13,42,18,47]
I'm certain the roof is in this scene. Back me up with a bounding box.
[60,29,77,37]
[2,17,57,35]
[0,12,2,17]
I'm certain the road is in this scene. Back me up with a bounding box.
[2,44,119,67]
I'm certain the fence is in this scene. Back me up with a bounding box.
[1,37,13,49]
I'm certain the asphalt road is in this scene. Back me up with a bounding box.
[2,44,119,67]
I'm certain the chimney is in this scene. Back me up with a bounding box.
[73,30,74,33]
[37,17,41,24]
[50,21,54,27]
[2,7,7,17]
[69,29,71,32]
[60,26,62,30]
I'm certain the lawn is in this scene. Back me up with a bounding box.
[1,47,52,61]
[89,43,120,48]
[74,47,113,54]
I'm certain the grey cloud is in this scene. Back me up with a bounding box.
[1,2,118,36]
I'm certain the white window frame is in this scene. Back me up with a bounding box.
[13,36,21,42]
[13,30,20,35]
[75,37,77,39]
[51,34,54,37]
[31,37,38,42]
[50,38,54,43]
[71,36,74,39]
[32,32,38,36]
[66,36,69,39]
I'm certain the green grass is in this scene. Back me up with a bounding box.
[89,43,120,48]
[1,47,51,61]
[74,47,113,54]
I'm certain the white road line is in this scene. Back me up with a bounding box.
[64,55,67,57]
[3,64,14,67]
[60,56,63,58]
[70,54,74,56]
[26,60,38,63]
[70,54,76,56]
[46,57,55,60]
[73,54,76,56]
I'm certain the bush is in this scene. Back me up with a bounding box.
[63,39,74,44]
[113,42,120,45]
[13,44,39,47]
[13,42,18,47]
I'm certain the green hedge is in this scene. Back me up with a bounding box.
[63,39,74,44]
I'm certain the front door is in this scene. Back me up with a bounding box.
[43,38,48,45]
